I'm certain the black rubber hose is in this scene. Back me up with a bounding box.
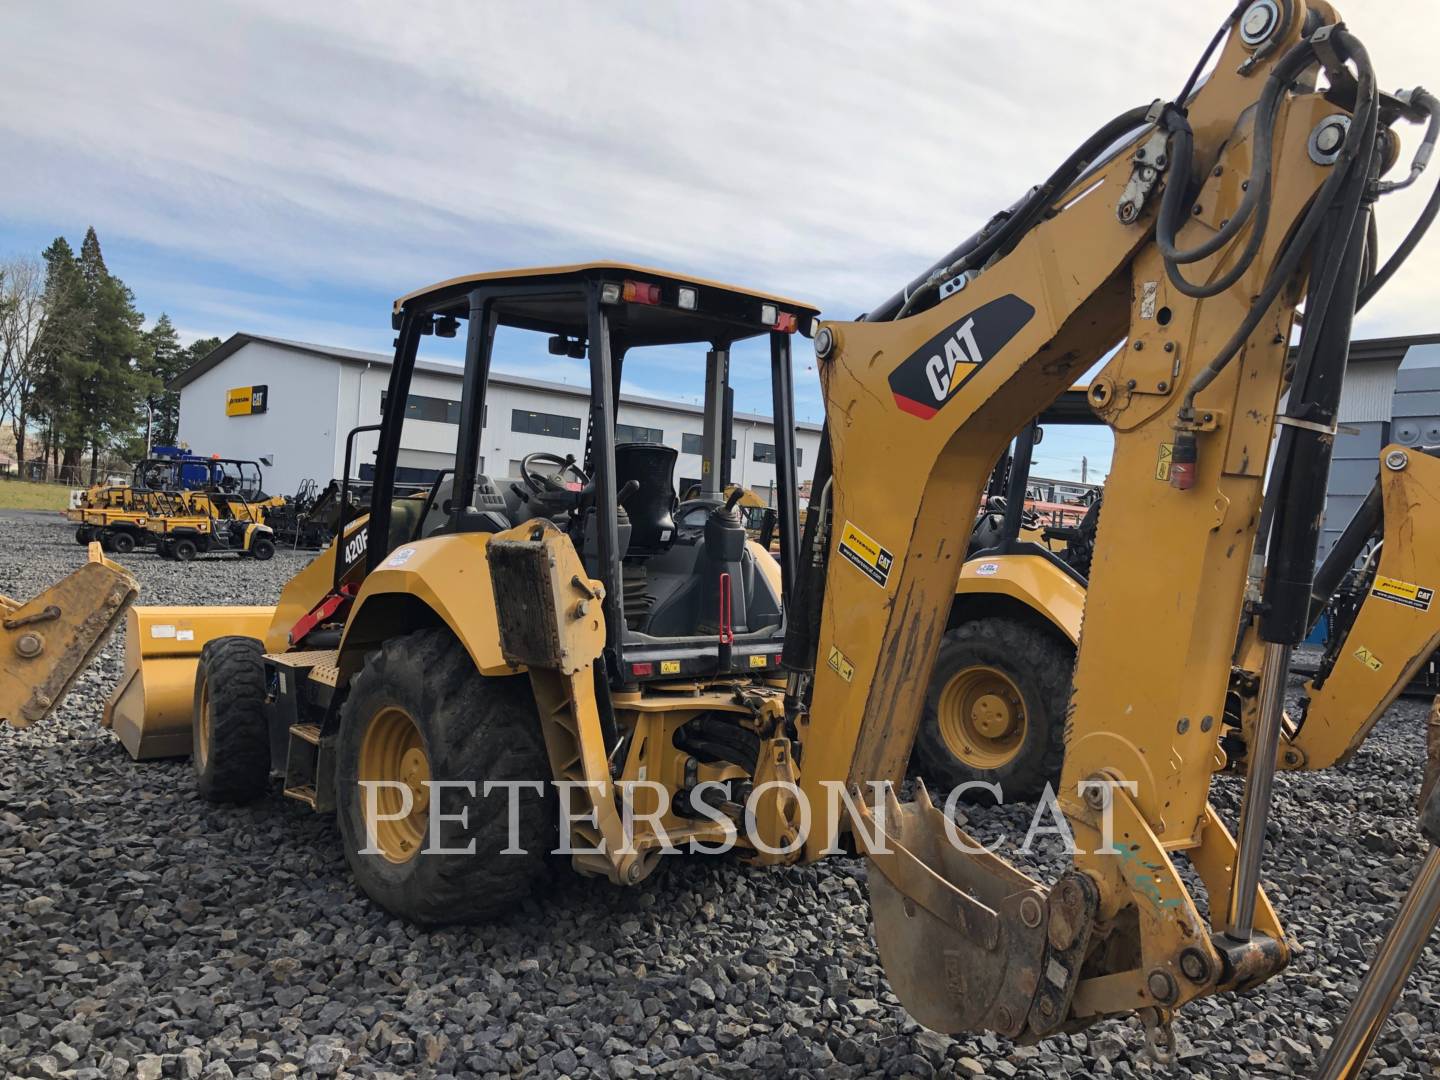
[1357,89,1440,309]
[1178,30,1379,420]
[885,103,1153,320]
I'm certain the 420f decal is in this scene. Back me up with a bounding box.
[887,294,1035,419]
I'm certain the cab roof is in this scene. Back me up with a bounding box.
[393,263,821,348]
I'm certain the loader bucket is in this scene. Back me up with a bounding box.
[2,543,139,729]
[850,784,1095,1041]
[103,604,275,759]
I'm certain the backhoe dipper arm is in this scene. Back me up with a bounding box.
[792,1,1410,1040]
[1285,447,1440,770]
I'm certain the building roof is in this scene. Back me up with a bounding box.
[171,332,824,431]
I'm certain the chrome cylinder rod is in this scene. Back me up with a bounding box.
[1315,848,1440,1080]
[1226,640,1291,940]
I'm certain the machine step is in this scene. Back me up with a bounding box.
[283,784,318,808]
[290,722,321,745]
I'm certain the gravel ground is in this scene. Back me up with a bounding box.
[2,510,1438,1079]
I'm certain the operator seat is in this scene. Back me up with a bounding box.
[614,443,678,556]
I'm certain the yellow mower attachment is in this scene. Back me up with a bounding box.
[2,543,138,728]
[104,604,274,759]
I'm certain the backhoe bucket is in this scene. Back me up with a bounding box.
[103,604,275,759]
[2,543,138,728]
[851,785,1097,1042]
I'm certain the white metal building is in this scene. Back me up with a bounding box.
[1320,333,1440,554]
[172,333,822,500]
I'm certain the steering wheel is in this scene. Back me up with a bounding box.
[520,452,590,495]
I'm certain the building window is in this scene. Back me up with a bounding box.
[616,423,664,444]
[379,391,461,425]
[682,433,737,457]
[752,443,803,466]
[511,409,581,439]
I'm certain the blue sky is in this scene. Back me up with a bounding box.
[4,1,1437,485]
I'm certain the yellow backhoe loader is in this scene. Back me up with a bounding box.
[99,4,1440,1075]
[920,407,1440,801]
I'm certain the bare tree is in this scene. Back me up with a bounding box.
[0,256,48,475]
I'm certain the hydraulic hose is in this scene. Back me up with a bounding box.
[884,103,1154,321]
[1357,88,1440,309]
[1177,27,1379,423]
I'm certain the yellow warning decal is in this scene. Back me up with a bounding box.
[1371,575,1434,611]
[749,654,767,668]
[827,645,855,682]
[837,521,894,588]
[1353,645,1383,672]
[1155,443,1174,481]
[660,660,681,675]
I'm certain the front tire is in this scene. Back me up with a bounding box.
[250,536,276,561]
[75,526,92,545]
[193,636,271,803]
[174,537,198,562]
[109,530,137,555]
[336,628,556,925]
[913,616,1074,803]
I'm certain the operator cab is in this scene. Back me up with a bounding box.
[356,264,818,686]
[969,385,1109,582]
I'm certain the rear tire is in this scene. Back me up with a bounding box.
[174,538,198,562]
[913,616,1073,803]
[193,636,271,803]
[75,526,91,545]
[250,536,276,561]
[109,530,137,555]
[158,541,175,560]
[336,628,556,925]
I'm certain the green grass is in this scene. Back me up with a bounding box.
[0,479,72,511]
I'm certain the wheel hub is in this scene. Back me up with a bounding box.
[936,665,1028,770]
[358,706,431,863]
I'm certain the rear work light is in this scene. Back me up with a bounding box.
[623,280,661,305]
[760,304,797,333]
[677,286,698,310]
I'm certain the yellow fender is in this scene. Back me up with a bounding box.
[954,551,1086,644]
[338,532,516,679]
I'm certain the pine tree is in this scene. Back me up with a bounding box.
[30,238,88,481]
[77,228,145,482]
[142,314,186,447]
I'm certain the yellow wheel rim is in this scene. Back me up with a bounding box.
[197,680,213,771]
[936,665,1027,770]
[358,706,431,864]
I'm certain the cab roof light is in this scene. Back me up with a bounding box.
[600,282,622,304]
[774,312,798,333]
[677,286,698,311]
[623,280,662,305]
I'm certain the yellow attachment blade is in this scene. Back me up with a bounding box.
[1,542,138,728]
[103,603,275,759]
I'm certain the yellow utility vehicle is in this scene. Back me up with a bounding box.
[99,6,1440,1075]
